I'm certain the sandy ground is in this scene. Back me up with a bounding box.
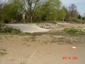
[0,23,85,64]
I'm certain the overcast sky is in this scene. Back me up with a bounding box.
[60,0,85,15]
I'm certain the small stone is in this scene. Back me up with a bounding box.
[72,46,76,49]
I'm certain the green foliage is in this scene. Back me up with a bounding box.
[20,62,25,64]
[57,7,66,21]
[64,27,78,34]
[2,2,20,22]
[62,7,70,21]
[0,52,7,56]
[1,0,82,23]
[30,35,36,41]
[0,48,7,56]
[1,0,67,22]
[64,27,85,34]
[77,15,81,19]
[0,5,3,21]
[34,0,62,21]
[71,17,84,23]
[0,24,21,34]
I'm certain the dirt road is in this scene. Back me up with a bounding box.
[0,23,85,64]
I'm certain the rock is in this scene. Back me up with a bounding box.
[44,26,51,29]
[72,46,76,49]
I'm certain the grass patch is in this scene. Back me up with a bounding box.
[0,48,7,56]
[51,39,56,43]
[20,32,31,36]
[0,36,2,40]
[44,41,48,44]
[27,45,30,47]
[64,26,85,34]
[0,51,7,56]
[0,49,6,51]
[20,62,25,64]
[71,17,85,23]
[23,38,29,42]
[0,24,21,34]
[30,35,36,41]
[4,36,8,39]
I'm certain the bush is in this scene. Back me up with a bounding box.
[4,20,10,23]
[0,24,21,34]
[71,17,84,23]
[64,27,85,34]
[64,27,78,34]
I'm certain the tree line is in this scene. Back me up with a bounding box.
[0,0,84,23]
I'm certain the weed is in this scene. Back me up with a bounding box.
[58,42,64,45]
[4,36,8,39]
[20,32,29,36]
[51,39,56,43]
[64,27,85,34]
[23,38,29,42]
[20,62,25,64]
[23,43,26,45]
[44,41,48,44]
[0,24,21,34]
[64,27,77,34]
[32,39,36,41]
[10,35,13,37]
[30,35,36,41]
[0,49,6,51]
[0,51,7,56]
[0,36,2,40]
[27,45,30,47]
[0,48,7,56]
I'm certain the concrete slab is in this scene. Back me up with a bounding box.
[6,24,50,33]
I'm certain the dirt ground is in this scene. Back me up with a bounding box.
[0,23,85,64]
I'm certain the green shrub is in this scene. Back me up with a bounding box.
[30,35,36,41]
[0,24,21,34]
[0,52,7,56]
[64,27,78,34]
[71,17,84,23]
[64,27,85,34]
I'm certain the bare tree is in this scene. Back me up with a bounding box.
[7,0,62,22]
[13,0,45,22]
[68,4,78,17]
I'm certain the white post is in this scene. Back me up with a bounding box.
[23,13,25,23]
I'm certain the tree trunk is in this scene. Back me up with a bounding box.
[63,17,64,22]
